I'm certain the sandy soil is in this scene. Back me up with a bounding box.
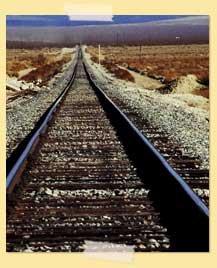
[7,50,77,157]
[7,47,74,82]
[87,44,209,97]
[6,47,75,108]
[84,47,209,169]
[118,65,163,89]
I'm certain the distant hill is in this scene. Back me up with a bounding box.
[7,16,209,47]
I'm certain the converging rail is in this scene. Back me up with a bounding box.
[7,48,209,252]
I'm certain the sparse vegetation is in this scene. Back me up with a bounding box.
[87,44,209,94]
[90,54,135,82]
[7,48,73,85]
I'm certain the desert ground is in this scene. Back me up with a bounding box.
[84,45,209,171]
[6,44,209,251]
[86,44,209,99]
[6,48,74,107]
[6,47,76,156]
[7,44,209,166]
[7,45,209,108]
[7,47,73,81]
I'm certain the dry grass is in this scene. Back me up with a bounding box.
[102,61,135,82]
[21,58,71,86]
[7,48,73,85]
[87,44,209,84]
[89,54,135,82]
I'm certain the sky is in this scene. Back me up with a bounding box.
[6,15,191,27]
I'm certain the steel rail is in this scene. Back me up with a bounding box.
[82,57,209,251]
[6,50,79,193]
[83,59,209,216]
[6,47,209,251]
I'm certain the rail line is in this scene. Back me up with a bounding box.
[102,97,209,207]
[7,49,209,252]
[83,58,209,207]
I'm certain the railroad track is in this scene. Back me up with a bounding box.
[104,99,209,207]
[84,59,209,207]
[7,49,209,252]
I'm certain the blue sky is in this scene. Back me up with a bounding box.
[7,15,190,27]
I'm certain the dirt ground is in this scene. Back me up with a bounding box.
[7,48,74,85]
[86,44,209,97]
[118,65,163,89]
[6,47,74,107]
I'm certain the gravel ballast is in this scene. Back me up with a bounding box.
[84,49,209,169]
[7,52,77,158]
[7,48,209,170]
